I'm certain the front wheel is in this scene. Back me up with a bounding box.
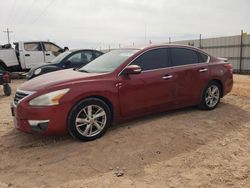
[68,98,112,141]
[199,82,221,110]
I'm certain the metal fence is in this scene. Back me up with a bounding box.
[171,33,250,73]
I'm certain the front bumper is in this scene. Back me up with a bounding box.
[11,101,69,135]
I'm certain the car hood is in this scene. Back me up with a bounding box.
[26,63,56,76]
[30,63,56,71]
[20,69,106,91]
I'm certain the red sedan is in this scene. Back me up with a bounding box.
[11,44,233,141]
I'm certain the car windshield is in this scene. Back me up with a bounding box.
[50,51,71,64]
[78,49,139,73]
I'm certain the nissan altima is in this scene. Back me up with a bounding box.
[11,44,233,141]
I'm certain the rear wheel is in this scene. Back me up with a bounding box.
[68,98,112,141]
[199,82,221,110]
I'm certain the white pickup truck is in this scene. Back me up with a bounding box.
[0,41,64,71]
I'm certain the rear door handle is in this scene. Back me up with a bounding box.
[25,54,30,57]
[45,53,50,56]
[162,75,173,80]
[199,68,208,72]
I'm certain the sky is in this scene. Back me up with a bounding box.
[0,0,249,50]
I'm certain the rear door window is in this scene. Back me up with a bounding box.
[132,48,169,71]
[170,48,199,66]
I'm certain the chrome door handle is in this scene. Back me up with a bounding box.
[162,75,173,80]
[199,68,208,72]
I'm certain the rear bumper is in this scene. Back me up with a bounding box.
[11,102,69,135]
[223,75,233,97]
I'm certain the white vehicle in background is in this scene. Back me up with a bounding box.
[0,41,64,71]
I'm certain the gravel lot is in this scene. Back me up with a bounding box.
[1,75,250,188]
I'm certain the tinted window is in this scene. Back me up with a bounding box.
[198,52,208,62]
[132,48,169,71]
[24,42,42,51]
[68,52,81,63]
[81,51,93,64]
[171,48,199,66]
[51,51,71,64]
[93,51,103,58]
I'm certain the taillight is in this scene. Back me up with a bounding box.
[3,72,10,83]
[224,63,233,73]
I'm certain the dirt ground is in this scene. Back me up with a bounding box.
[1,75,250,188]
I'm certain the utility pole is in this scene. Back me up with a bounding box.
[3,28,13,44]
[239,30,243,74]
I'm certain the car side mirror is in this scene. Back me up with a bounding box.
[122,65,142,75]
[63,46,69,52]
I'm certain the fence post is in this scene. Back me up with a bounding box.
[239,30,243,74]
[199,34,202,48]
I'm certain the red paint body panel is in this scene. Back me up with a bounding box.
[12,45,233,136]
[118,68,175,117]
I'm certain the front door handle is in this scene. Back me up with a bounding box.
[45,53,50,56]
[25,54,30,57]
[162,75,173,80]
[199,68,208,72]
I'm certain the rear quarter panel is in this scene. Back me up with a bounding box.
[208,59,233,97]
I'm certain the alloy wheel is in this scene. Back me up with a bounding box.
[205,85,220,108]
[75,105,107,137]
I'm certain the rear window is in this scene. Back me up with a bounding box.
[171,48,199,66]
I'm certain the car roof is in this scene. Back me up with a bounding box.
[68,49,103,53]
[104,44,200,53]
[122,44,201,51]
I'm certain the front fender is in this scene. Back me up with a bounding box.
[61,80,121,124]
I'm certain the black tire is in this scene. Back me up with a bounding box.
[68,98,112,141]
[199,81,221,110]
[3,83,11,96]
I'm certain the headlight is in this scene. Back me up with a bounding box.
[29,88,70,106]
[34,68,42,75]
